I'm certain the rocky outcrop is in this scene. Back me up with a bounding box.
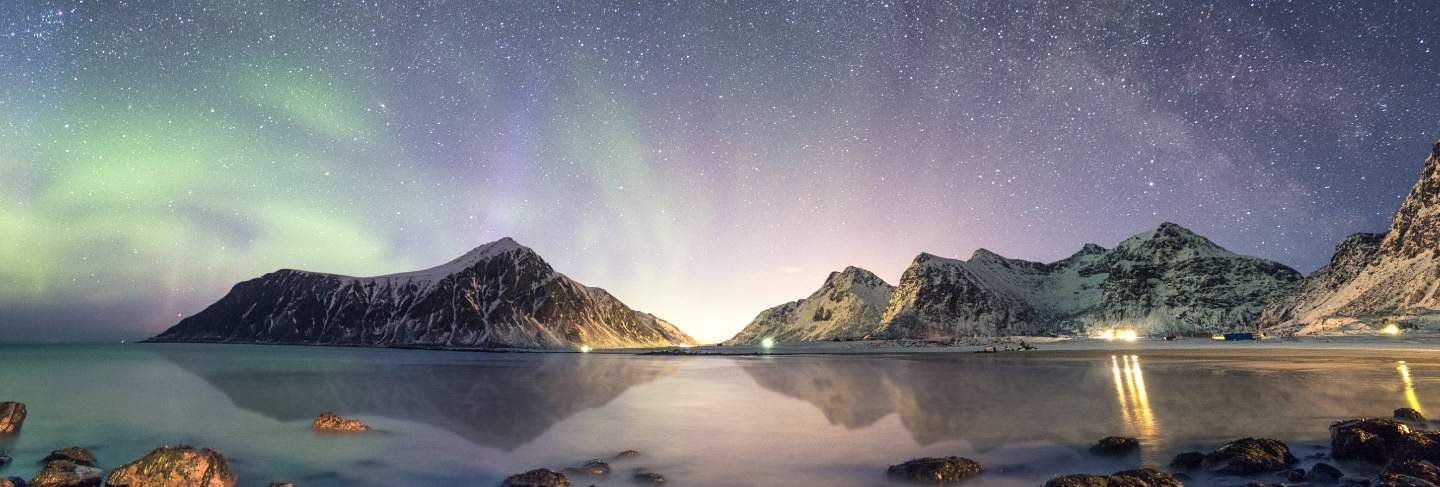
[310,412,367,432]
[1200,437,1297,474]
[500,469,569,487]
[0,402,25,434]
[559,460,609,477]
[149,238,695,350]
[725,267,894,344]
[30,460,100,487]
[632,471,667,484]
[1090,437,1140,456]
[102,446,236,487]
[1332,418,1414,463]
[1265,141,1440,332]
[1044,469,1182,487]
[875,223,1299,339]
[42,449,95,467]
[884,457,983,484]
[1399,408,1428,422]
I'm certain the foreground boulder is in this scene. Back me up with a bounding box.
[1090,437,1141,456]
[1308,463,1345,482]
[1332,418,1412,463]
[615,450,641,459]
[1398,409,1428,423]
[103,446,236,487]
[0,403,25,434]
[500,469,569,487]
[42,449,96,467]
[1372,473,1439,487]
[886,457,984,484]
[1201,438,1297,474]
[1169,452,1205,470]
[30,461,101,487]
[2,478,28,487]
[265,484,295,487]
[1384,460,1440,484]
[310,412,367,432]
[1044,469,1182,487]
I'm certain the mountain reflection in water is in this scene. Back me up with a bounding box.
[740,351,1439,456]
[156,346,680,450]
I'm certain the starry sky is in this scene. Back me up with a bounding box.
[2,1,1438,343]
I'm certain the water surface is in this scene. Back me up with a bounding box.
[0,344,1437,486]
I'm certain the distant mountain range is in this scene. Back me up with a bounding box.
[156,140,1440,348]
[150,238,696,349]
[727,222,1302,343]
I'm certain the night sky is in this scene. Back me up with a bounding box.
[3,1,1438,343]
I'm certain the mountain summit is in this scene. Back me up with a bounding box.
[724,266,895,345]
[150,238,697,349]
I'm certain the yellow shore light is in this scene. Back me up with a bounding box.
[1383,324,1402,335]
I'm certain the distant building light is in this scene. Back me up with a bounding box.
[761,337,776,350]
[1384,324,1402,335]
[579,345,592,353]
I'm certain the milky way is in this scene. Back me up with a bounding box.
[2,1,1437,342]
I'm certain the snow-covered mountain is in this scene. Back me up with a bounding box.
[149,238,697,349]
[734,223,1302,342]
[877,223,1302,338]
[1263,141,1440,333]
[725,266,894,344]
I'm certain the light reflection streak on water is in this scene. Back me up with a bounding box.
[1399,361,1424,413]
[1111,355,1158,440]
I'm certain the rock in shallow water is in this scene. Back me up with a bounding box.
[1,477,28,487]
[632,471,667,484]
[1308,463,1345,482]
[614,450,641,460]
[103,446,236,487]
[1332,418,1412,463]
[1384,460,1440,484]
[560,460,609,477]
[0,451,11,467]
[1090,437,1141,456]
[1169,452,1206,470]
[30,460,101,487]
[886,457,984,484]
[1044,468,1182,487]
[1202,438,1298,474]
[0,403,25,434]
[1398,409,1428,423]
[42,448,96,468]
[500,469,570,487]
[310,412,368,432]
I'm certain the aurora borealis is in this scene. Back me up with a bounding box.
[2,1,1438,343]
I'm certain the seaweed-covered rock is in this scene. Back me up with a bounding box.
[560,460,609,477]
[1202,438,1298,474]
[1332,418,1412,463]
[42,449,96,468]
[103,446,236,487]
[1,477,28,487]
[309,412,368,432]
[615,450,641,460]
[1043,469,1182,487]
[30,461,101,487]
[1169,452,1206,470]
[1395,432,1440,464]
[0,403,25,434]
[500,469,569,487]
[1091,437,1141,456]
[1397,409,1428,423]
[1308,463,1345,482]
[886,457,984,484]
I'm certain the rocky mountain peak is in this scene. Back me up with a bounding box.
[1378,140,1440,259]
[1112,222,1225,262]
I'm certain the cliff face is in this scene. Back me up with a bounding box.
[151,238,696,349]
[1264,141,1440,332]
